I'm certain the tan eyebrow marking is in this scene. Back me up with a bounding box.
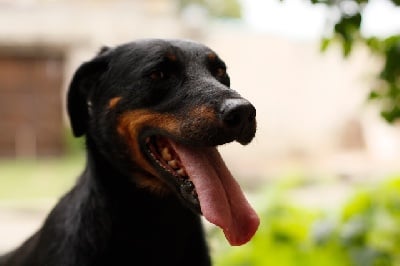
[207,52,217,61]
[166,52,177,61]
[108,97,122,109]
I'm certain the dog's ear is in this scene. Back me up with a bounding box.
[67,52,110,137]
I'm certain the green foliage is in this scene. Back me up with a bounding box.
[339,179,400,265]
[367,36,400,123]
[178,0,241,18]
[215,178,400,265]
[305,0,400,123]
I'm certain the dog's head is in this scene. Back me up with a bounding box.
[67,39,259,245]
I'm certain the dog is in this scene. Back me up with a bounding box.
[0,39,259,266]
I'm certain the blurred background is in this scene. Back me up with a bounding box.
[0,0,400,265]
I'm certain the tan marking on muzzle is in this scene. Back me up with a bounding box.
[117,110,181,192]
[189,105,217,120]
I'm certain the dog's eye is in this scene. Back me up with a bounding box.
[150,71,165,81]
[213,67,230,86]
[215,68,226,78]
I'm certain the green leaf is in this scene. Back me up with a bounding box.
[368,90,381,100]
[320,38,332,52]
[343,39,353,57]
[366,37,384,53]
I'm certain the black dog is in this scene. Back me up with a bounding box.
[0,39,259,266]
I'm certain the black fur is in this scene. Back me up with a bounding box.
[0,39,256,266]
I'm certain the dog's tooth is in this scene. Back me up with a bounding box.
[161,147,172,161]
[168,160,179,169]
[177,168,187,177]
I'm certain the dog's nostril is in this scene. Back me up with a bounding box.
[220,99,256,129]
[224,111,242,128]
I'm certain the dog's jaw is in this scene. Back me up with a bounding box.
[136,131,259,246]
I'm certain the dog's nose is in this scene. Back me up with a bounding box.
[220,98,256,131]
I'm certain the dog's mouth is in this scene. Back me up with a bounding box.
[143,135,259,246]
[145,136,201,212]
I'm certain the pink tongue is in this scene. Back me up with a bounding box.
[169,141,260,246]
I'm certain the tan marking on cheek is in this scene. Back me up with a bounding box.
[117,110,181,191]
[108,97,122,109]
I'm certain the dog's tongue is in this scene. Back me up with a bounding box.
[169,141,260,246]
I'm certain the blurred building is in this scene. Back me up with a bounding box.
[0,0,184,157]
[0,47,64,157]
